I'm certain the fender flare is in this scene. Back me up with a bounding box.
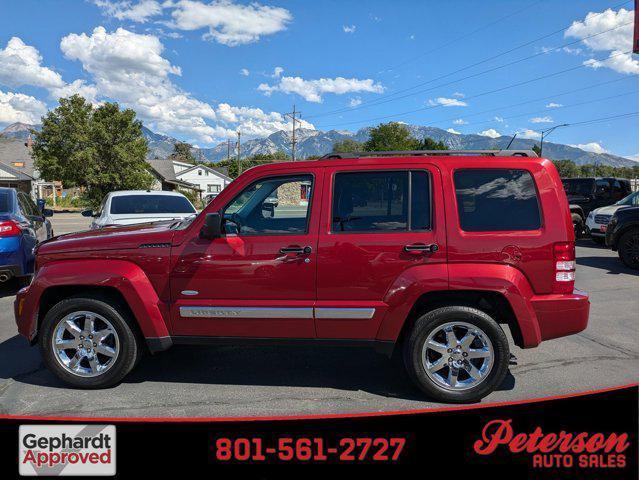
[29,259,170,340]
[376,263,541,348]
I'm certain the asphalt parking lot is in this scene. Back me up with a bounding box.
[0,213,636,417]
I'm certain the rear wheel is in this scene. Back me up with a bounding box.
[618,229,639,269]
[39,297,140,388]
[403,306,509,403]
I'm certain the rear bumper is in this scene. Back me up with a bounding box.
[530,289,590,342]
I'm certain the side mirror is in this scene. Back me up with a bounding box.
[200,212,223,239]
[42,209,54,217]
[262,201,275,218]
[81,209,94,217]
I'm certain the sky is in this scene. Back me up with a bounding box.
[0,0,637,160]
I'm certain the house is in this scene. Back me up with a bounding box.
[146,159,203,194]
[0,137,62,201]
[172,160,232,196]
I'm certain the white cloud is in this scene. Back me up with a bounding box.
[453,118,468,125]
[58,26,312,143]
[570,142,608,154]
[478,128,501,138]
[428,97,467,107]
[565,8,639,75]
[0,37,65,90]
[0,90,47,125]
[258,75,384,103]
[168,0,292,46]
[546,102,563,108]
[530,116,553,124]
[446,128,460,135]
[625,153,639,162]
[93,0,163,23]
[494,116,504,123]
[517,128,542,140]
[239,68,249,76]
[343,25,356,34]
[452,92,465,98]
[349,97,362,107]
[272,66,284,78]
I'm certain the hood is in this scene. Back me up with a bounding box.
[590,205,623,217]
[37,221,176,255]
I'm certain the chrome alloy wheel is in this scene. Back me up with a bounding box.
[51,311,120,377]
[421,321,494,391]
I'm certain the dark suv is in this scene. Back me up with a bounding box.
[605,206,639,269]
[15,150,590,403]
[562,177,632,217]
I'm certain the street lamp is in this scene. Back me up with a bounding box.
[539,123,569,157]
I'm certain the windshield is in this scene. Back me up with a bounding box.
[615,191,639,206]
[110,195,195,215]
[562,179,595,196]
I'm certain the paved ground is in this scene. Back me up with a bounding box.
[0,213,637,417]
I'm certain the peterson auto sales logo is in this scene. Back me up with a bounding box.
[19,425,116,476]
[473,419,630,469]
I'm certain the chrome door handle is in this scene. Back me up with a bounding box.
[279,245,312,254]
[404,243,439,253]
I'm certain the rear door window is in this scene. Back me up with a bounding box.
[454,169,541,231]
[331,170,431,232]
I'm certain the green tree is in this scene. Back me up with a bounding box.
[363,122,421,151]
[170,141,196,164]
[332,138,364,153]
[532,144,541,156]
[419,137,448,150]
[33,95,153,207]
[216,151,291,178]
[552,159,580,178]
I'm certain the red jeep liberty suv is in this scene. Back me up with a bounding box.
[15,150,590,403]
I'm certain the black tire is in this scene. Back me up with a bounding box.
[618,229,639,269]
[403,306,510,403]
[591,236,605,245]
[39,297,141,388]
[571,214,583,239]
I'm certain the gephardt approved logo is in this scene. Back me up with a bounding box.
[19,425,116,476]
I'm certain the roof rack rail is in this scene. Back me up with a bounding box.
[320,149,538,159]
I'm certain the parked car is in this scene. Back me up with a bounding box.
[605,205,639,269]
[82,190,196,229]
[15,150,590,403]
[562,177,632,218]
[586,191,639,244]
[0,188,53,285]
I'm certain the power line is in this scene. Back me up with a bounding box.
[306,0,632,120]
[315,50,633,129]
[307,16,633,120]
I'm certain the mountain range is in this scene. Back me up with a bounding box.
[1,122,636,168]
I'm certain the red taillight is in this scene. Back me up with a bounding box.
[0,220,22,237]
[553,242,576,294]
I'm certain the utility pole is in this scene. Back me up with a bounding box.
[285,105,302,161]
[236,130,242,176]
[540,123,569,157]
[227,139,231,161]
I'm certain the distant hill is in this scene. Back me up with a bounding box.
[2,122,636,168]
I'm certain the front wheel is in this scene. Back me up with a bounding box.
[403,306,510,403]
[39,297,141,388]
[618,229,639,269]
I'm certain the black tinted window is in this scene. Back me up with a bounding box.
[332,171,431,232]
[110,195,195,215]
[454,169,541,231]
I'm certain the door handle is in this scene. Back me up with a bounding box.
[279,245,312,254]
[404,243,439,253]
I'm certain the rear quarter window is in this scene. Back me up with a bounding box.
[454,169,542,231]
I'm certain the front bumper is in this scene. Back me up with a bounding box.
[585,217,607,237]
[15,284,38,342]
[531,289,590,342]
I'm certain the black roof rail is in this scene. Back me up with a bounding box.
[320,149,538,159]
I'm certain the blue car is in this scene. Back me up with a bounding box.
[0,188,53,285]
